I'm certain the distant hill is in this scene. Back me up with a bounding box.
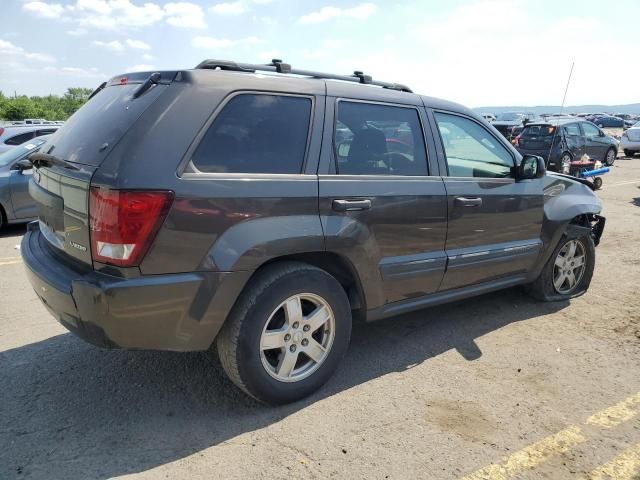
[474,103,640,115]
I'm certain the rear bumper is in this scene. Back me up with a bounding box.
[21,223,250,351]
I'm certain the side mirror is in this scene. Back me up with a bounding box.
[11,159,33,172]
[516,154,546,180]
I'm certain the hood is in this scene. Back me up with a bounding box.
[546,171,596,191]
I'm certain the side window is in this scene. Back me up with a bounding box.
[334,101,427,176]
[191,94,312,174]
[434,112,514,178]
[35,129,57,137]
[564,123,581,136]
[5,131,35,146]
[581,122,600,138]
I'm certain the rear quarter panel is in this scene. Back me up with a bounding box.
[91,70,327,275]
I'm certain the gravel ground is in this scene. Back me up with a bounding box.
[1,154,639,480]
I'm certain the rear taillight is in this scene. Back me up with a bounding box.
[89,187,174,267]
[0,127,4,136]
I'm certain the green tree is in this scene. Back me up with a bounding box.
[0,88,93,121]
[3,96,36,121]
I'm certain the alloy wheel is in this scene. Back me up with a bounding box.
[606,149,615,164]
[553,239,587,294]
[260,293,335,383]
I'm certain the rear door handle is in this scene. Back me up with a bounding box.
[332,199,372,211]
[455,196,483,207]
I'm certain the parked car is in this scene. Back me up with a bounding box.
[590,115,625,128]
[621,121,640,157]
[21,61,605,404]
[0,136,50,229]
[481,113,496,122]
[492,112,542,139]
[515,119,618,170]
[0,124,59,154]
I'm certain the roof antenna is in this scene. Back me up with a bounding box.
[547,61,574,168]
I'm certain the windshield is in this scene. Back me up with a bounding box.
[496,113,524,121]
[0,138,46,167]
[633,121,640,128]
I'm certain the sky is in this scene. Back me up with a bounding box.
[1,0,639,107]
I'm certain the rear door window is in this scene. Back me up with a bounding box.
[334,101,428,176]
[564,123,581,136]
[191,93,312,174]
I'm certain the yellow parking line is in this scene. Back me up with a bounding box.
[584,443,640,480]
[460,426,586,480]
[460,392,640,480]
[585,392,640,428]
[0,256,22,266]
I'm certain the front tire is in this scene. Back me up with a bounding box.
[526,226,596,302]
[217,262,352,404]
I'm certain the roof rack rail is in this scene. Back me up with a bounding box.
[194,59,413,93]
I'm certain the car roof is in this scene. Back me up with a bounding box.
[525,118,586,127]
[183,68,476,117]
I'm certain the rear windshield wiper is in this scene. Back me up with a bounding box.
[29,152,79,171]
[88,81,107,100]
[132,72,161,99]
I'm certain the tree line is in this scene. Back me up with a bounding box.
[0,88,93,121]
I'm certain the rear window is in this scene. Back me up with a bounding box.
[5,131,35,146]
[191,94,312,174]
[522,125,556,137]
[42,83,167,166]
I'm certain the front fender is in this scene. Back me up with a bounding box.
[528,174,603,280]
[201,215,325,271]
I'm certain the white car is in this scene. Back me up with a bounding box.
[621,121,640,157]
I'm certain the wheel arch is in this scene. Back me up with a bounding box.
[249,251,367,321]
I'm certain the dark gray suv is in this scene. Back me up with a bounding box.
[21,60,605,404]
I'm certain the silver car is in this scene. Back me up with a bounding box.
[0,124,58,154]
[621,121,640,157]
[0,136,50,229]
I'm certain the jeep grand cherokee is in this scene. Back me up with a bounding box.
[22,60,605,404]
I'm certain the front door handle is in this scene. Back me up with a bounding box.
[332,199,372,211]
[455,196,483,207]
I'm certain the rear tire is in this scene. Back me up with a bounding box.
[526,225,596,302]
[216,261,352,405]
[624,149,635,158]
[605,147,616,166]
